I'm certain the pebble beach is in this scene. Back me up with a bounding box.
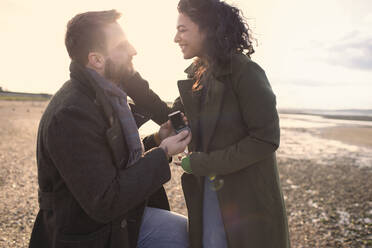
[0,100,371,247]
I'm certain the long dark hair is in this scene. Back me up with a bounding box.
[178,0,254,84]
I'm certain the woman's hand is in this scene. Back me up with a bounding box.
[173,150,190,166]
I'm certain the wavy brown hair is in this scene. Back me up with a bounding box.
[178,0,254,85]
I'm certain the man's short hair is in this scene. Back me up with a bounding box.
[65,9,121,65]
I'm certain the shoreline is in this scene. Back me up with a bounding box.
[279,109,372,122]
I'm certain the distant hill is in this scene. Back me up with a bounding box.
[279,108,372,122]
[0,90,52,101]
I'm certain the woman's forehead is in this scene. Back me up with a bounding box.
[177,13,197,28]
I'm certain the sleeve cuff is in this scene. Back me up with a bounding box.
[153,132,161,146]
[181,156,192,174]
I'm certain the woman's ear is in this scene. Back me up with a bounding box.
[87,52,105,70]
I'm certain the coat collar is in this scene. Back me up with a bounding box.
[183,62,233,78]
[69,61,96,100]
[69,61,114,124]
[183,56,233,79]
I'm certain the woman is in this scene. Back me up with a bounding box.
[172,0,290,247]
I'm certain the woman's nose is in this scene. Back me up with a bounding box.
[174,32,180,43]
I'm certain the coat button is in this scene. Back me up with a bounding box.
[120,219,127,229]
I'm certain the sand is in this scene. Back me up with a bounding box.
[0,100,371,247]
[320,126,372,149]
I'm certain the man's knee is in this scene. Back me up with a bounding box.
[138,207,188,248]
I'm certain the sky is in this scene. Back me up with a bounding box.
[1,0,371,110]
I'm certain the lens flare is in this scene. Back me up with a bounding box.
[208,175,224,191]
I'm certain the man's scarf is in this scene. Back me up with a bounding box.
[87,68,144,167]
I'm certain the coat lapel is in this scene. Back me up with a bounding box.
[177,79,202,151]
[200,77,225,152]
[179,60,232,152]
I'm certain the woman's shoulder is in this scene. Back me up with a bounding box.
[229,53,267,86]
[231,52,265,75]
[226,53,275,98]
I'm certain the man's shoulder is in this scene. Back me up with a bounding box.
[41,79,101,127]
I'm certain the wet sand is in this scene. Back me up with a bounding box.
[0,101,371,247]
[320,126,372,149]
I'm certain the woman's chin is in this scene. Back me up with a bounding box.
[183,53,194,60]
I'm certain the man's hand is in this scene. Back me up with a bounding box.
[156,113,189,145]
[158,120,176,142]
[159,130,192,158]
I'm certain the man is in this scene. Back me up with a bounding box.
[29,10,190,248]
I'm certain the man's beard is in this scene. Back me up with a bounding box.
[104,58,133,84]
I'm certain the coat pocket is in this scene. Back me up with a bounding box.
[55,224,110,248]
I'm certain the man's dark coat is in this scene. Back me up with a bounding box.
[29,63,171,248]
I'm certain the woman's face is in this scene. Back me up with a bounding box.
[174,13,206,60]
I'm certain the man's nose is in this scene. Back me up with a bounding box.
[129,43,137,56]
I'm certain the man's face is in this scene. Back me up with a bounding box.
[103,23,137,83]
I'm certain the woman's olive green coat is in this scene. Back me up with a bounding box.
[174,53,290,248]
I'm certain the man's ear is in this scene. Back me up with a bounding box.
[87,52,105,70]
